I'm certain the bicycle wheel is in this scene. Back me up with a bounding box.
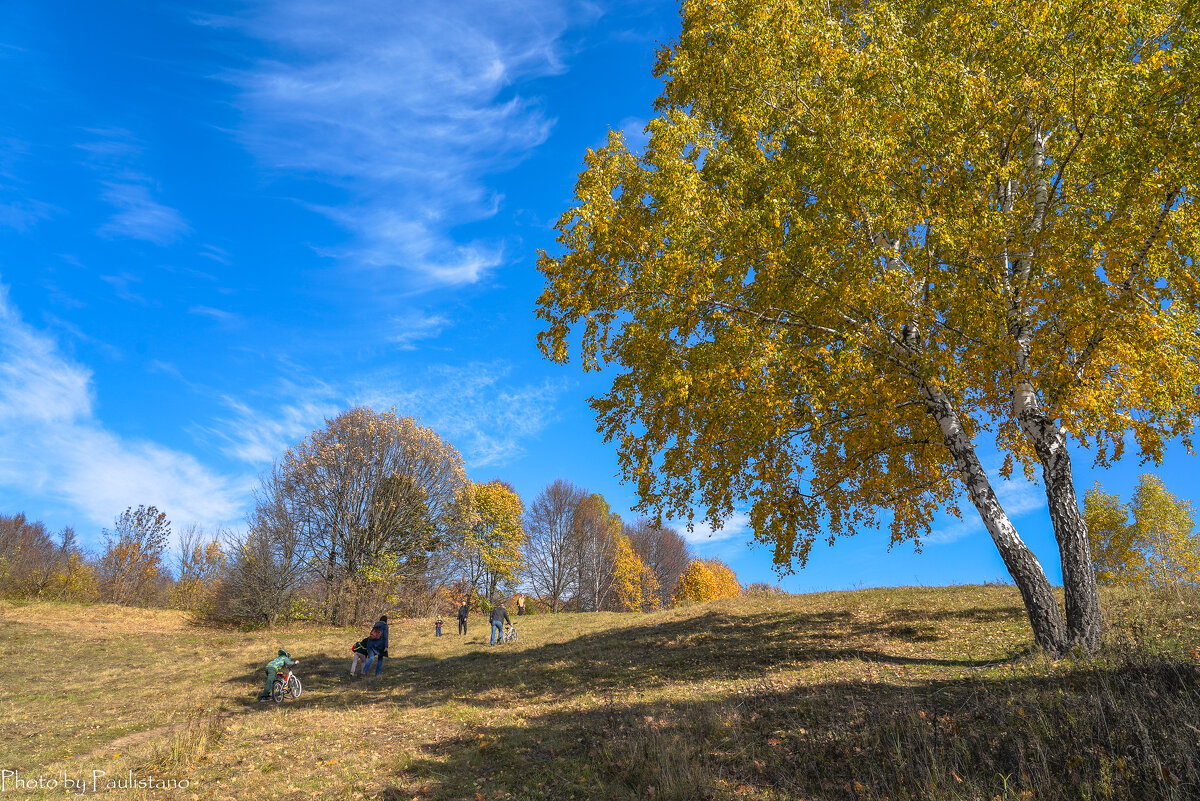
[288,675,302,699]
[271,680,285,703]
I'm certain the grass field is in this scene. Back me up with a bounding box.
[1,586,1197,800]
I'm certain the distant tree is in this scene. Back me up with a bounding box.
[612,533,660,612]
[572,493,620,611]
[626,519,693,607]
[536,0,1200,655]
[673,558,741,606]
[260,407,467,624]
[49,527,96,602]
[173,524,226,613]
[0,514,59,599]
[97,505,170,607]
[743,582,787,598]
[524,479,586,612]
[453,480,526,603]
[1084,484,1146,586]
[1086,476,1199,588]
[217,471,309,627]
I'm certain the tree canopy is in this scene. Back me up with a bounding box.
[673,558,742,605]
[538,0,1200,653]
[1086,475,1199,587]
[260,407,467,623]
[455,479,527,603]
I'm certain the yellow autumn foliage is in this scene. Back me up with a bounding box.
[537,0,1200,654]
[672,558,741,606]
[612,533,660,612]
[1086,475,1199,588]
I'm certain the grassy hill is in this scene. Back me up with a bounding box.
[1,586,1197,800]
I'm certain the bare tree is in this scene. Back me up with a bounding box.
[524,479,586,612]
[0,514,79,599]
[174,524,226,612]
[626,519,693,607]
[217,471,309,627]
[96,505,170,607]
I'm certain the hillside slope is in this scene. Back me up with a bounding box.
[1,586,1197,800]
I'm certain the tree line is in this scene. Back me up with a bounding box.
[0,407,746,625]
[2,407,1191,625]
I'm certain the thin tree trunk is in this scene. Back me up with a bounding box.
[922,381,1069,655]
[1014,383,1104,651]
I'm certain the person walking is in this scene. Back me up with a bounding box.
[362,614,389,676]
[489,600,511,646]
[457,600,469,636]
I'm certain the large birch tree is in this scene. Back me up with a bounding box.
[537,0,1200,654]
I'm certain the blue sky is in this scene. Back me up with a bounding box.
[1,0,1195,592]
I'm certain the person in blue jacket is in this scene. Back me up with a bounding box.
[363,614,389,676]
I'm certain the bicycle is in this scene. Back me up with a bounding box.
[271,662,302,703]
[501,622,518,644]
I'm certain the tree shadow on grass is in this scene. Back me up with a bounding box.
[287,604,1032,718]
[378,653,1200,801]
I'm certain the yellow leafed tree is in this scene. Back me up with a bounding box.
[457,480,527,602]
[673,558,741,605]
[1086,476,1199,588]
[537,0,1200,655]
[612,533,660,612]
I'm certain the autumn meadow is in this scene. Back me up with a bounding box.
[0,584,1196,801]
[5,0,1200,798]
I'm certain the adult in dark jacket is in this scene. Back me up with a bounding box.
[363,615,389,676]
[457,601,469,636]
[489,602,511,646]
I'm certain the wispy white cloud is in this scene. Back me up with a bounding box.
[0,284,244,533]
[206,361,562,472]
[97,180,190,245]
[99,272,150,306]
[189,305,242,325]
[616,116,650,152]
[0,135,57,231]
[674,511,751,545]
[926,475,1045,545]
[369,362,562,467]
[219,0,569,285]
[0,198,56,232]
[387,311,449,350]
[79,130,191,246]
[209,383,341,466]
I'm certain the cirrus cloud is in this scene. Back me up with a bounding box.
[0,283,244,537]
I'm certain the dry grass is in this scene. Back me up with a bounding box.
[1,586,1197,800]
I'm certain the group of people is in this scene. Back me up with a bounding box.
[259,598,529,699]
[457,596,523,645]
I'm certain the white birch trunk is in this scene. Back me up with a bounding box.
[922,380,1070,655]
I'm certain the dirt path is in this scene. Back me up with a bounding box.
[79,703,258,761]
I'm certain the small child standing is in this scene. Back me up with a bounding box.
[435,617,443,636]
[348,638,370,676]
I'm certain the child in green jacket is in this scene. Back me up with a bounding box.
[259,649,296,701]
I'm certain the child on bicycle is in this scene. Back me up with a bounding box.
[259,649,296,701]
